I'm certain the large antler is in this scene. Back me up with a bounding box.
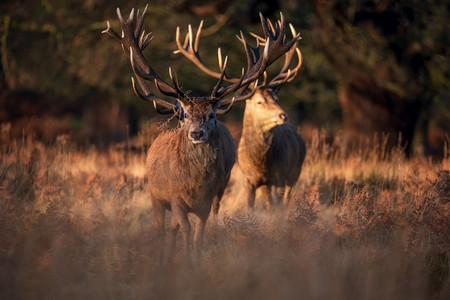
[103,6,299,115]
[102,6,254,112]
[174,21,236,82]
[102,5,185,115]
[131,75,179,115]
[175,12,301,102]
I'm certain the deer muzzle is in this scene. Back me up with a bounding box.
[278,112,289,122]
[189,129,207,144]
[272,112,289,125]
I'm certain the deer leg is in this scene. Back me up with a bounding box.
[193,216,207,258]
[152,203,166,263]
[171,199,191,261]
[282,185,293,206]
[168,215,180,261]
[260,185,273,211]
[242,179,256,209]
[211,186,225,217]
[274,186,284,206]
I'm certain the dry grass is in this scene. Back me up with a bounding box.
[0,130,449,299]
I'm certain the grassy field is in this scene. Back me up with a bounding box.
[1,130,449,299]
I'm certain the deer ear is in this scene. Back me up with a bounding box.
[272,86,282,96]
[177,101,186,120]
[178,107,185,121]
[213,99,222,110]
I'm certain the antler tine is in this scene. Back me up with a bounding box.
[258,12,301,66]
[259,12,273,41]
[149,67,187,101]
[249,31,266,44]
[289,23,297,36]
[168,67,187,98]
[236,31,261,74]
[272,46,296,80]
[216,67,247,98]
[267,47,303,90]
[264,12,285,41]
[194,20,203,52]
[266,17,277,39]
[128,8,135,23]
[139,30,153,50]
[217,48,223,70]
[218,79,259,109]
[129,47,181,99]
[279,12,285,40]
[131,76,179,115]
[134,4,148,38]
[216,96,236,114]
[174,23,238,82]
[116,7,125,26]
[188,24,194,53]
[102,21,122,42]
[265,20,303,90]
[283,48,302,83]
[211,56,229,97]
[285,45,302,80]
[262,71,268,86]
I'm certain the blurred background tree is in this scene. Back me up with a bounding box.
[0,0,448,155]
[311,0,449,155]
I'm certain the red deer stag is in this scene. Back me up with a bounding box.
[102,6,300,259]
[175,15,306,211]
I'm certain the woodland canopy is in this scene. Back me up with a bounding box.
[0,0,448,155]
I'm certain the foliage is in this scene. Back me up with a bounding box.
[1,1,446,131]
[0,131,449,299]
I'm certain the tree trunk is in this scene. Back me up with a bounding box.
[0,15,10,95]
[311,0,431,155]
[338,71,422,154]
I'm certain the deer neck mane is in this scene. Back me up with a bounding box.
[176,124,221,168]
[239,113,274,164]
[241,109,275,145]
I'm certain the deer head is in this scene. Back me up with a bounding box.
[177,98,221,144]
[240,89,287,132]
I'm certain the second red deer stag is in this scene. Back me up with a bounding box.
[175,16,306,211]
[102,6,300,259]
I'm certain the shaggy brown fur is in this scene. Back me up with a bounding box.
[236,89,306,209]
[147,99,235,260]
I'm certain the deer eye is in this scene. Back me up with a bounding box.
[184,113,189,119]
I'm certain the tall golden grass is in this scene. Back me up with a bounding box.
[0,130,449,299]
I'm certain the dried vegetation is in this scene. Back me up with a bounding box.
[0,130,449,299]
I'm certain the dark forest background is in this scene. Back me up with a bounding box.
[0,0,448,155]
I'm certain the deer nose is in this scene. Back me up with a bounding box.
[279,113,289,122]
[190,130,204,141]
